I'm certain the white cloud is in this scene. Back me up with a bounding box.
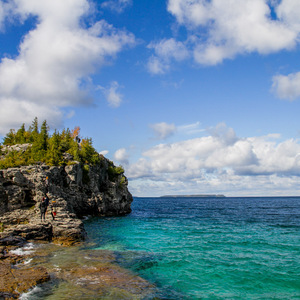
[147,56,169,75]
[276,0,300,32]
[0,1,15,30]
[178,121,204,135]
[114,148,129,165]
[0,0,135,134]
[147,38,189,74]
[101,0,132,13]
[150,122,177,140]
[272,72,300,101]
[163,0,300,66]
[0,97,63,134]
[127,123,300,196]
[99,150,109,156]
[99,81,124,107]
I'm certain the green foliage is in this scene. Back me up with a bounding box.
[47,130,62,166]
[108,164,124,181]
[15,124,26,144]
[119,175,127,189]
[61,129,73,152]
[0,118,101,169]
[3,129,16,145]
[0,150,34,169]
[80,138,100,164]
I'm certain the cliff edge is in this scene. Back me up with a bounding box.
[0,152,133,245]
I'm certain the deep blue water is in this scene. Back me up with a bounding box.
[84,197,300,299]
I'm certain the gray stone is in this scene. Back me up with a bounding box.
[0,153,133,245]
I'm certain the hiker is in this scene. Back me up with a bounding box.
[39,198,47,221]
[44,194,50,208]
[50,201,57,220]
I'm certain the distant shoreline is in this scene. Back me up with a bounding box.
[160,194,226,198]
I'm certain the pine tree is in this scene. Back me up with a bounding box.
[47,130,62,165]
[61,128,73,152]
[39,120,49,151]
[80,138,100,164]
[15,124,26,144]
[3,129,16,145]
[31,120,49,161]
[29,117,39,143]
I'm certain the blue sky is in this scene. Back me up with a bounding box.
[1,0,300,197]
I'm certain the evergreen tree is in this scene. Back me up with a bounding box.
[3,129,16,145]
[39,120,49,151]
[68,140,80,162]
[31,120,49,161]
[15,124,26,144]
[47,130,62,165]
[80,138,100,164]
[61,128,73,152]
[1,118,102,168]
[29,117,39,143]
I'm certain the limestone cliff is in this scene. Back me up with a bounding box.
[0,154,133,245]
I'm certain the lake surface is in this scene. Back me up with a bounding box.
[84,196,300,299]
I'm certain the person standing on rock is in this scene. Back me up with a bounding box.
[39,198,47,221]
[50,200,56,220]
[44,194,49,209]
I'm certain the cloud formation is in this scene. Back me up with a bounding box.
[114,147,129,165]
[147,38,189,74]
[147,0,300,97]
[272,72,300,101]
[166,0,299,65]
[101,0,132,13]
[99,81,124,107]
[0,0,135,134]
[150,122,177,140]
[127,123,300,196]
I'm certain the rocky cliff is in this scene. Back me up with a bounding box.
[0,154,133,245]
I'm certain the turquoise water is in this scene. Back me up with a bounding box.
[84,197,300,299]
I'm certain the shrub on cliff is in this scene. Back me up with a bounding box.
[0,118,100,169]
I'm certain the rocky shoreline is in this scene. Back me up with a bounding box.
[0,236,155,299]
[0,158,133,244]
[0,154,135,298]
[0,236,50,299]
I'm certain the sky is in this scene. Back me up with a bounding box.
[1,0,300,197]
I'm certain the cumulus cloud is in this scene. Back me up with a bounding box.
[99,81,124,107]
[150,122,177,140]
[127,123,300,196]
[272,72,300,101]
[145,0,300,72]
[114,147,129,165]
[0,1,15,30]
[166,0,299,66]
[101,0,132,13]
[147,38,189,74]
[0,0,135,134]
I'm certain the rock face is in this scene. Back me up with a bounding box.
[0,156,133,245]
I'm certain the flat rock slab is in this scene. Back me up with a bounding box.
[0,261,50,299]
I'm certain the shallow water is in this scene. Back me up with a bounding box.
[84,197,300,299]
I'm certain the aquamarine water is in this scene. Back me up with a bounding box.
[84,197,300,299]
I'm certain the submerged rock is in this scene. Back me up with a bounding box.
[0,242,50,299]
